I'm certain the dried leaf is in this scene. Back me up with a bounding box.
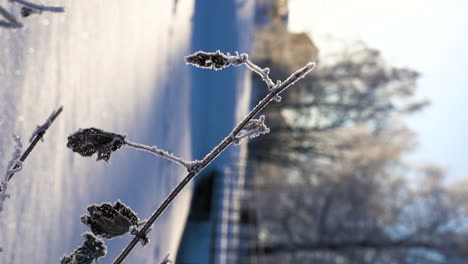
[60,232,107,264]
[67,128,125,162]
[185,50,230,70]
[81,200,139,239]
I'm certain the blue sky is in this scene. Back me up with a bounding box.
[288,0,468,181]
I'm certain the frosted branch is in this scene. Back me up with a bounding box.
[0,106,62,215]
[243,58,277,90]
[10,0,64,14]
[0,134,23,214]
[30,106,62,142]
[113,53,315,264]
[124,140,200,172]
[129,220,152,247]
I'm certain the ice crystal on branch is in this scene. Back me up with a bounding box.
[60,232,107,264]
[81,200,140,239]
[235,115,270,145]
[67,128,125,162]
[0,134,23,213]
[30,106,63,143]
[129,221,152,247]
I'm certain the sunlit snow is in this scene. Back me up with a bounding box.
[0,0,194,263]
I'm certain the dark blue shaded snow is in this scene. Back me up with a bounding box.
[190,0,254,173]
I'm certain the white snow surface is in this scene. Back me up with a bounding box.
[0,0,196,263]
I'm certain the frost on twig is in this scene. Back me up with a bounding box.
[67,128,126,162]
[60,232,107,264]
[129,220,152,247]
[30,106,63,142]
[0,134,23,214]
[124,140,198,171]
[67,127,199,170]
[234,115,270,145]
[81,200,144,240]
[1,106,62,215]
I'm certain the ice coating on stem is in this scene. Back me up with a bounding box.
[124,140,199,172]
[0,134,23,214]
[234,115,270,145]
[30,106,63,143]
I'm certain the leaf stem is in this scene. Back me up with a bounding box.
[124,140,196,170]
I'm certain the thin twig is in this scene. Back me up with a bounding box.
[6,106,63,182]
[113,62,315,263]
[124,140,197,170]
[244,58,276,90]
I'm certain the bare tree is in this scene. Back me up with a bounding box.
[242,39,468,263]
[250,42,428,164]
[248,125,468,264]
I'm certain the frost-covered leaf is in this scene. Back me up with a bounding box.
[60,232,107,264]
[185,50,231,70]
[67,128,125,162]
[81,200,139,239]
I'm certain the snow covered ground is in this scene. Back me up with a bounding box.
[0,0,196,263]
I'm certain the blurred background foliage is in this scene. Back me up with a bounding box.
[241,0,468,263]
